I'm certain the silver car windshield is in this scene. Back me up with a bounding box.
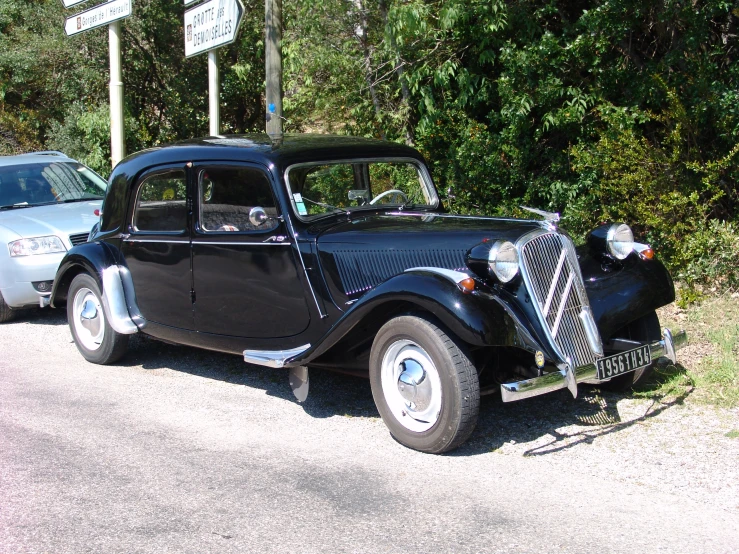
[285,159,438,220]
[0,162,107,208]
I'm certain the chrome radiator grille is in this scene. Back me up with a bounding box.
[519,232,602,369]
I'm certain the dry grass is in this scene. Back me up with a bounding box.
[644,293,739,408]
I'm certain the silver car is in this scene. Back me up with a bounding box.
[0,152,106,322]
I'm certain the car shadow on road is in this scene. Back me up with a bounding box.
[6,307,68,326]
[453,362,694,457]
[123,334,694,455]
[117,334,378,419]
[16,310,693,455]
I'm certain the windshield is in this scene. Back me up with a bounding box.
[286,159,438,219]
[0,161,107,208]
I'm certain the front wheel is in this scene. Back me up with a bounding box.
[369,314,479,453]
[67,273,129,364]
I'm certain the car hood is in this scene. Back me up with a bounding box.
[0,201,102,242]
[317,212,543,244]
[316,212,545,304]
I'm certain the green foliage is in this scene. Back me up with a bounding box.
[674,220,739,304]
[47,103,114,177]
[1,0,737,297]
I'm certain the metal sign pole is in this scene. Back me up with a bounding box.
[208,49,220,136]
[64,1,133,167]
[109,20,125,167]
[183,0,244,136]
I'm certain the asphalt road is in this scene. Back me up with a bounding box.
[1,308,737,553]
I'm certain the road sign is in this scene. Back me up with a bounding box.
[184,0,244,58]
[183,0,201,5]
[64,0,133,36]
[61,0,90,8]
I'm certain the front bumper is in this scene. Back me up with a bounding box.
[0,253,64,308]
[500,328,688,402]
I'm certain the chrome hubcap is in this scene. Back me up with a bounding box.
[397,359,433,411]
[381,340,442,432]
[72,287,104,351]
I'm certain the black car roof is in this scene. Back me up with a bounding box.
[117,134,425,172]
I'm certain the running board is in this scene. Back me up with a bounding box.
[243,344,311,368]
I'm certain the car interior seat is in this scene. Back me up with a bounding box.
[0,179,28,206]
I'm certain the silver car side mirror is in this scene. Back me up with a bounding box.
[249,206,268,227]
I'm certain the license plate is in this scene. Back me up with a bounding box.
[596,345,652,380]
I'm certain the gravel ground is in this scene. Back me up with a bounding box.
[1,307,738,553]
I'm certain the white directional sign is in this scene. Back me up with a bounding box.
[64,0,133,36]
[61,0,90,8]
[184,0,244,57]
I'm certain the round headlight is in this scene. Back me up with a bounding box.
[488,241,519,283]
[606,223,634,260]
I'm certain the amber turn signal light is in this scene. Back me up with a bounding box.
[639,248,655,260]
[458,278,476,293]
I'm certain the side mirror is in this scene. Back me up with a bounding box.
[348,189,369,205]
[249,206,268,227]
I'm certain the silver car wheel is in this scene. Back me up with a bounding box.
[72,287,105,352]
[380,339,442,433]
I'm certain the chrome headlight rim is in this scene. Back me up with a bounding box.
[606,223,634,260]
[488,240,520,283]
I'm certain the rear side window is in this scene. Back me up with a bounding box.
[198,166,279,233]
[133,170,187,232]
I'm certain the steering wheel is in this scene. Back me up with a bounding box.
[369,189,409,205]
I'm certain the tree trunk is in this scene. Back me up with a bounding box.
[378,0,415,145]
[354,1,384,138]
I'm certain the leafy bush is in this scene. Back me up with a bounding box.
[47,104,113,177]
[673,220,739,305]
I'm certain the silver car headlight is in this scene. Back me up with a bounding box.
[606,224,634,260]
[9,236,67,257]
[488,240,519,283]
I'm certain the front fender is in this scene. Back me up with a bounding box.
[51,242,141,335]
[580,249,676,340]
[286,269,549,367]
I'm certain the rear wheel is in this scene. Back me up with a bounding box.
[600,311,661,391]
[67,273,129,364]
[369,314,479,453]
[0,291,15,323]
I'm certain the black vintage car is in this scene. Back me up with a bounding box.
[51,134,687,453]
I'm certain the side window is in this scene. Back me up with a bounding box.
[132,170,187,232]
[198,166,279,232]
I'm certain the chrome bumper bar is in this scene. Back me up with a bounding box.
[500,328,688,402]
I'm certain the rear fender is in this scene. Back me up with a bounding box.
[286,268,551,367]
[51,242,142,334]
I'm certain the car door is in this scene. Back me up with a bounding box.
[120,165,194,329]
[191,162,311,338]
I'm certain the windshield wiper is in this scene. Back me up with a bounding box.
[0,203,32,210]
[301,196,349,215]
[60,197,103,203]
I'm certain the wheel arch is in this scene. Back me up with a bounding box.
[51,244,108,307]
[288,269,548,367]
[51,243,141,335]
